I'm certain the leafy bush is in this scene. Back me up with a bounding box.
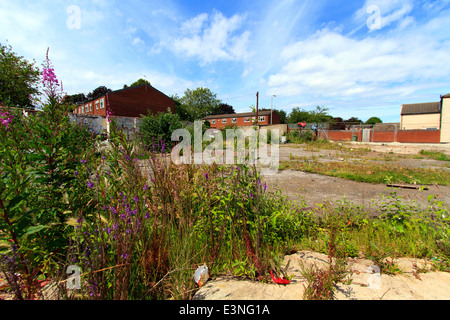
[138,109,182,152]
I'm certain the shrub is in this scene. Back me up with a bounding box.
[138,109,182,152]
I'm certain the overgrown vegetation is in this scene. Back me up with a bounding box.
[1,50,449,300]
[280,159,450,185]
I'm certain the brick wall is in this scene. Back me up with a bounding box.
[322,129,441,143]
[397,130,440,143]
[321,130,354,141]
[109,85,175,117]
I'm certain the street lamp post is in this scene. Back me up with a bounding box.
[271,94,276,125]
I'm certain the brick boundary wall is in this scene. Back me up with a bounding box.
[320,129,441,143]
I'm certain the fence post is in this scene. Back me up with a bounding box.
[394,123,397,142]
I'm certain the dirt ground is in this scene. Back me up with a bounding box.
[262,142,450,211]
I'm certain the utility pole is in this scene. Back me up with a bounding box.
[271,94,276,125]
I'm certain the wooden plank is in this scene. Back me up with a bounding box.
[386,184,429,190]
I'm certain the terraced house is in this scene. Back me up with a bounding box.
[73,84,175,118]
[203,110,281,129]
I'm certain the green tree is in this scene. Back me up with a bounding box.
[129,78,151,87]
[180,87,222,121]
[62,93,86,105]
[287,106,331,124]
[170,94,190,121]
[215,103,235,115]
[365,117,383,125]
[87,86,112,100]
[138,108,182,151]
[345,117,363,125]
[0,43,40,109]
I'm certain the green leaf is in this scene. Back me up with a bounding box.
[24,225,49,236]
[6,194,27,211]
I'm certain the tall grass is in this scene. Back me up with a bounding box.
[63,121,310,300]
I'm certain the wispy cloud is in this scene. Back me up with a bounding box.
[268,23,450,98]
[171,10,252,65]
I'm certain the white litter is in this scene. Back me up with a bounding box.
[194,264,209,287]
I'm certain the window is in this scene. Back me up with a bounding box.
[100,99,104,109]
[258,116,265,122]
[244,117,251,123]
[211,119,216,124]
[78,107,81,113]
[96,102,99,110]
[231,118,237,123]
[222,118,227,123]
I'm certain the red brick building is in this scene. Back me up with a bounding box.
[73,84,175,117]
[203,110,281,129]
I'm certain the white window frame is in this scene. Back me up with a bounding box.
[231,118,237,123]
[222,118,227,124]
[211,119,216,124]
[100,99,104,109]
[96,101,99,110]
[258,116,265,122]
[244,117,251,123]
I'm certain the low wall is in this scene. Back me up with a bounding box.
[69,114,141,139]
[321,129,441,143]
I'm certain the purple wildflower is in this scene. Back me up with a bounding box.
[0,111,13,130]
[249,191,254,199]
[87,181,94,188]
[145,212,150,219]
[42,67,59,86]
[143,184,148,190]
[263,183,267,191]
[204,173,208,180]
[133,195,139,203]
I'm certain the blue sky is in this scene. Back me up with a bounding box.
[1,0,450,123]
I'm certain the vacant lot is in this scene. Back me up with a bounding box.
[262,141,450,211]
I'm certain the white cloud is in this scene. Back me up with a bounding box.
[267,22,450,101]
[172,11,252,65]
[132,37,144,45]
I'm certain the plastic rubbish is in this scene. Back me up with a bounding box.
[270,270,291,285]
[194,264,209,287]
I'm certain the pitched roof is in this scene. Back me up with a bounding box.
[401,102,441,115]
[442,93,450,99]
[203,110,274,119]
